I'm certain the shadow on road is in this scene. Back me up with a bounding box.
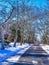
[13,62,33,65]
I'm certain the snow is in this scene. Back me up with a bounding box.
[32,60,38,64]
[41,44,49,54]
[0,42,32,64]
[9,42,21,47]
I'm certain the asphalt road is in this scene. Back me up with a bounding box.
[13,45,49,65]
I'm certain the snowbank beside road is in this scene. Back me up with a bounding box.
[41,44,49,54]
[9,42,33,47]
[9,42,21,47]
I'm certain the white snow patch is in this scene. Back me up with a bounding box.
[32,60,38,64]
[9,42,14,47]
[41,45,49,54]
[5,47,18,51]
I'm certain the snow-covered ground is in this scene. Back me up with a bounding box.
[0,42,32,65]
[41,44,49,54]
[9,42,20,47]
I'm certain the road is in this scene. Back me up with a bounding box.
[13,45,49,65]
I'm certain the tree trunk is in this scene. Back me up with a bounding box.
[0,26,4,50]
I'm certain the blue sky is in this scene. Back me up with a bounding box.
[25,0,47,6]
[0,0,49,23]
